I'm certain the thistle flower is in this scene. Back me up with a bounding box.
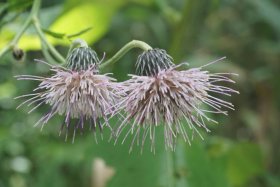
[114,48,239,152]
[16,47,121,142]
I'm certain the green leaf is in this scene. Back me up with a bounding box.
[67,26,93,39]
[0,82,16,99]
[42,28,66,39]
[185,141,230,187]
[227,142,264,186]
[31,125,168,187]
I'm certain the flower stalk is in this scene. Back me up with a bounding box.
[100,40,152,70]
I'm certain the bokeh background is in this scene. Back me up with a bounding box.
[0,0,280,187]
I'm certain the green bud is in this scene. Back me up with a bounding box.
[66,47,99,71]
[136,48,174,76]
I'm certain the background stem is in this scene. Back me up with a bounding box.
[32,17,65,63]
[166,150,175,187]
[169,0,211,62]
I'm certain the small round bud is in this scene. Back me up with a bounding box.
[135,48,174,76]
[66,47,100,71]
[12,47,24,61]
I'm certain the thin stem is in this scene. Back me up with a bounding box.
[174,139,188,187]
[32,0,64,63]
[41,42,58,64]
[166,150,175,187]
[31,0,41,16]
[169,0,211,61]
[32,17,65,63]
[100,40,152,69]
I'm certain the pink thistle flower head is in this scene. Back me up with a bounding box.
[16,46,121,142]
[114,48,239,153]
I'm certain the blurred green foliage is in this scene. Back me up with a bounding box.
[0,0,280,187]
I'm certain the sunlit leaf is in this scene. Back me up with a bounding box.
[48,2,121,46]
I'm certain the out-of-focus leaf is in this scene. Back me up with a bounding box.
[0,82,16,109]
[0,82,16,99]
[0,11,21,29]
[155,0,181,23]
[65,0,153,10]
[249,0,280,32]
[7,0,32,11]
[264,173,280,187]
[31,126,168,187]
[0,3,9,18]
[0,1,33,29]
[227,142,264,186]
[185,142,229,187]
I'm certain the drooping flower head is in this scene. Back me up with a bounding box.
[114,48,239,152]
[16,46,121,142]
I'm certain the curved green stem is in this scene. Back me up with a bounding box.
[31,0,64,63]
[32,17,65,63]
[100,40,152,69]
[41,42,58,65]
